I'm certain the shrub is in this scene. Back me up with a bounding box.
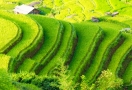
[80,70,123,90]
[95,69,123,90]
[13,81,41,90]
[32,76,59,90]
[11,72,60,90]
[48,59,75,90]
[80,75,95,90]
[11,72,36,83]
[0,69,15,90]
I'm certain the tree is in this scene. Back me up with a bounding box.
[80,69,123,90]
[80,75,95,90]
[95,69,123,90]
[49,58,75,90]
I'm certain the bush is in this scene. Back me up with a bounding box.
[0,69,15,90]
[11,72,60,90]
[95,69,123,90]
[48,60,75,90]
[11,72,36,83]
[13,81,41,90]
[32,76,59,90]
[80,70,123,90]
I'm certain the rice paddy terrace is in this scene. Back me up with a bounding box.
[1,0,132,89]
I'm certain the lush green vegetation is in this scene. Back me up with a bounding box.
[84,20,127,84]
[18,58,36,72]
[0,18,21,53]
[0,54,11,70]
[1,0,132,89]
[29,15,63,63]
[39,21,77,75]
[68,22,103,83]
[123,61,132,85]
[0,11,44,72]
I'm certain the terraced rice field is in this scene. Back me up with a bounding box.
[1,0,132,89]
[0,11,44,72]
[84,20,128,84]
[0,18,22,53]
[0,54,11,71]
[38,21,77,75]
[68,22,103,83]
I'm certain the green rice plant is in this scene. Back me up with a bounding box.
[62,24,77,64]
[43,0,54,8]
[0,18,22,53]
[100,27,125,72]
[72,13,85,22]
[28,15,64,74]
[108,20,132,76]
[102,15,131,22]
[109,0,129,11]
[16,22,44,72]
[72,26,104,83]
[94,0,111,13]
[78,0,95,11]
[52,0,83,21]
[55,13,67,20]
[29,15,63,65]
[119,7,132,17]
[64,18,77,23]
[68,4,82,14]
[38,21,77,75]
[0,54,11,71]
[127,0,132,4]
[108,33,132,74]
[43,0,105,22]
[0,0,35,10]
[0,1,17,10]
[38,7,51,15]
[0,0,3,4]
[122,61,132,85]
[7,0,34,3]
[118,47,132,78]
[59,9,70,17]
[83,10,101,21]
[108,20,132,85]
[67,22,101,83]
[0,11,44,72]
[117,21,132,79]
[53,0,63,7]
[17,58,36,72]
[84,20,128,84]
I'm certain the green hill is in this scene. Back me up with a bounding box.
[1,0,132,90]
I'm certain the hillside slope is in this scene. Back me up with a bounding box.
[1,0,132,89]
